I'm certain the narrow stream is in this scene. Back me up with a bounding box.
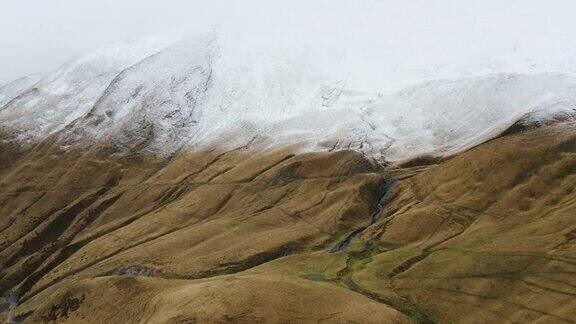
[334,176,396,251]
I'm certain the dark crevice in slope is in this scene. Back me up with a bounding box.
[1,179,117,271]
[251,187,293,215]
[19,185,239,304]
[188,244,294,279]
[252,190,330,237]
[0,190,120,298]
[554,228,576,251]
[204,166,235,182]
[243,154,296,183]
[96,243,295,283]
[43,180,202,258]
[500,111,576,138]
[389,230,466,279]
[17,192,46,216]
[389,251,433,278]
[0,215,17,240]
[6,192,124,305]
[180,136,258,183]
[0,193,50,238]
[397,155,442,168]
[333,176,395,252]
[0,207,59,253]
[16,155,361,304]
[0,176,119,252]
[14,310,33,323]
[2,199,90,270]
[154,185,189,206]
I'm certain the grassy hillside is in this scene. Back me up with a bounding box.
[1,123,575,323]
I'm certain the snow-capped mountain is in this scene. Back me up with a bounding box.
[0,34,182,144]
[1,32,576,162]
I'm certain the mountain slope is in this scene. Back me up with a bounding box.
[2,34,576,162]
[2,31,576,324]
[1,121,575,323]
[0,36,179,145]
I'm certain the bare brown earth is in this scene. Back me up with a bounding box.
[1,122,576,323]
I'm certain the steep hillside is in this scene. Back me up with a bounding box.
[2,31,576,324]
[1,121,575,323]
[2,33,576,162]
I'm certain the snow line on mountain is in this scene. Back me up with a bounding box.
[1,33,576,162]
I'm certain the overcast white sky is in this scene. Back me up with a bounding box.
[1,0,576,85]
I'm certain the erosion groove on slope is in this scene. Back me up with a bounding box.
[2,146,410,322]
[334,177,395,251]
[1,122,576,323]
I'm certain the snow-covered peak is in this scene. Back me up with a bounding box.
[367,73,576,159]
[60,35,216,152]
[0,34,182,143]
[54,32,385,154]
[191,73,576,162]
[1,31,576,162]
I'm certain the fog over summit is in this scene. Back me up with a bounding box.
[2,0,576,88]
